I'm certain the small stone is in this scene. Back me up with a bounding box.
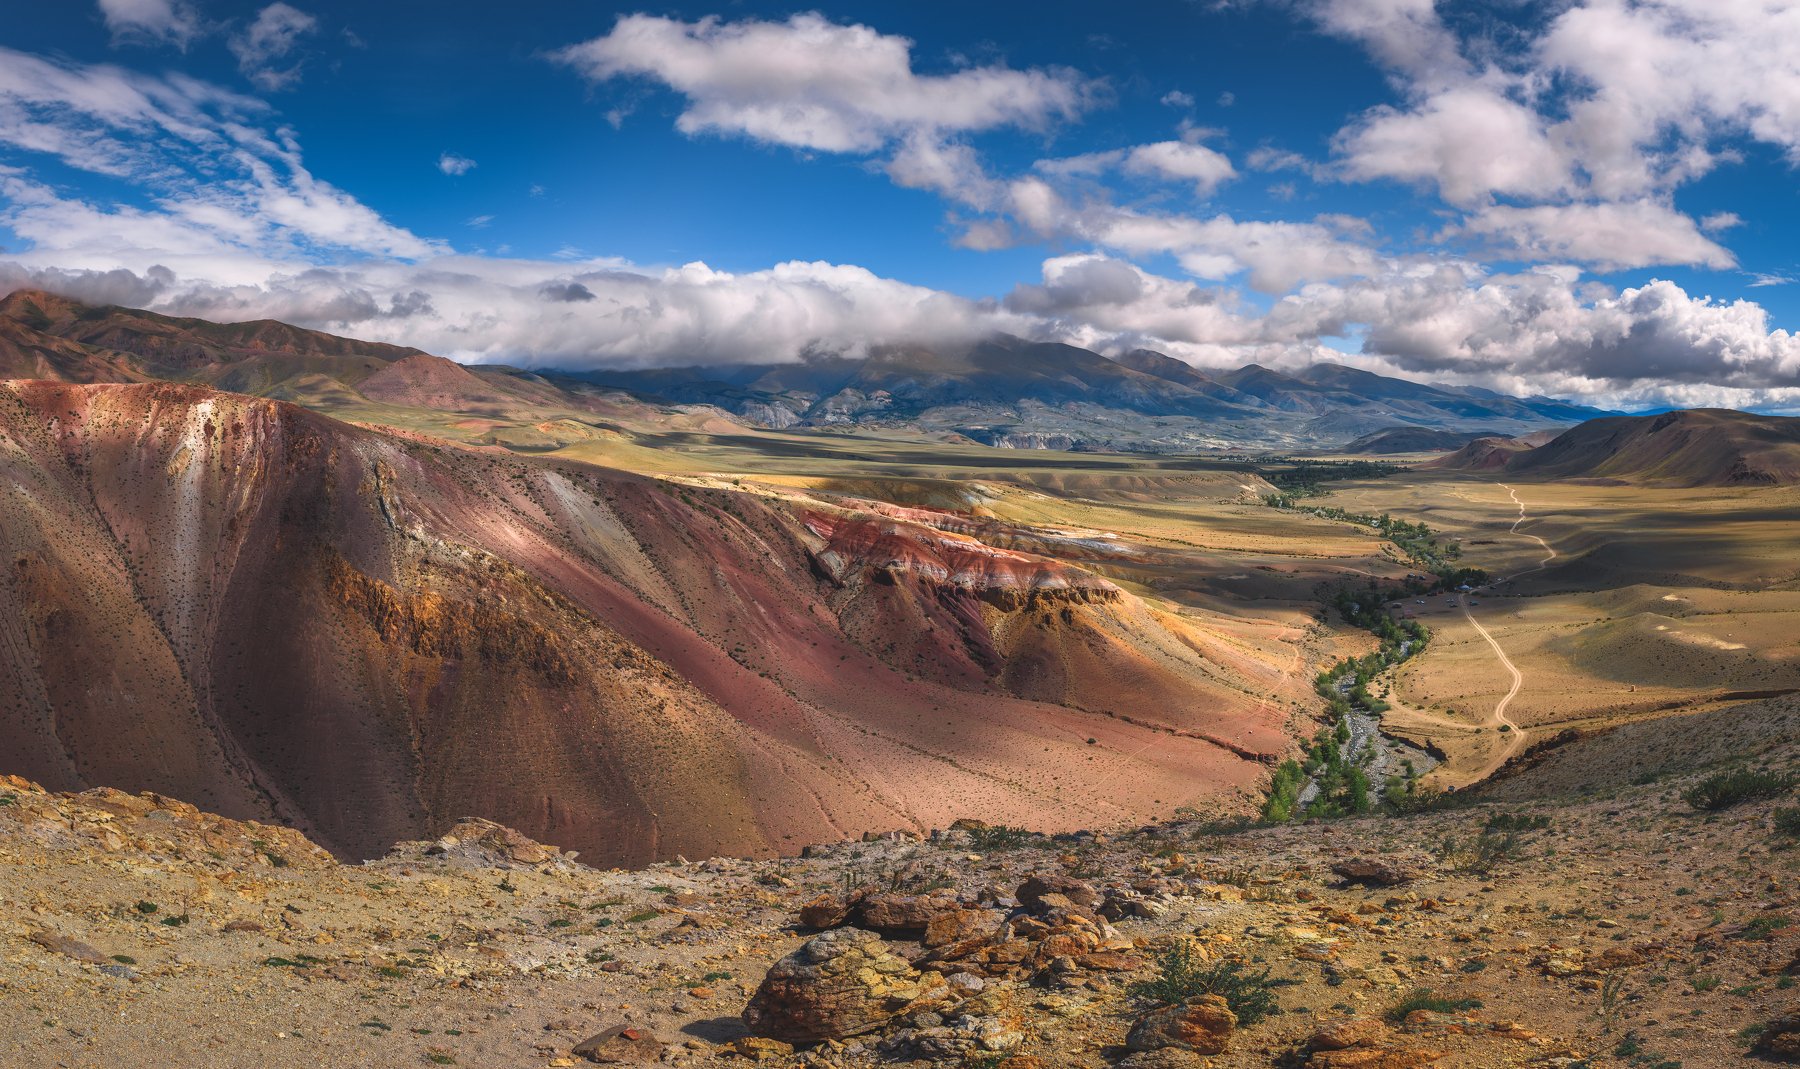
[725,1036,795,1062]
[28,930,108,964]
[572,1025,665,1064]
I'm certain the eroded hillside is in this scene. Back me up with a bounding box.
[0,381,1305,866]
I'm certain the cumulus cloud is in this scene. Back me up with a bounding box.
[98,0,202,50]
[1121,140,1237,196]
[1,256,1037,369]
[1160,90,1195,108]
[437,153,476,176]
[551,13,1096,153]
[1333,82,1571,206]
[1451,201,1736,272]
[228,3,318,92]
[1305,0,1800,271]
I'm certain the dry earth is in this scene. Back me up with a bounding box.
[5,696,1800,1069]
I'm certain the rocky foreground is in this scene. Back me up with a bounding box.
[1,761,1796,1069]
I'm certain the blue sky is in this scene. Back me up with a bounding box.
[4,1,1800,409]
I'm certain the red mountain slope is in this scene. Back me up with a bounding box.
[0,382,1295,864]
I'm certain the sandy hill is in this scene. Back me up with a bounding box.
[1432,409,1800,486]
[0,380,1297,866]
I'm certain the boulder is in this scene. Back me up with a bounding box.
[797,892,855,930]
[1330,859,1413,887]
[924,908,998,948]
[1125,995,1236,1055]
[858,892,960,936]
[744,928,946,1044]
[1307,1018,1390,1052]
[1756,1009,1800,1062]
[1016,874,1102,913]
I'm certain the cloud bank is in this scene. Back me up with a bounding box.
[3,6,1800,414]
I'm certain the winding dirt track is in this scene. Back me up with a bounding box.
[1455,483,1559,777]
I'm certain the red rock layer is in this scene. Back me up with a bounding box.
[0,382,1294,865]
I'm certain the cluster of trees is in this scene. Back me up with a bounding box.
[1259,460,1398,498]
[1261,501,1490,591]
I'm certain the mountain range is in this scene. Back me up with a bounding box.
[576,336,1611,451]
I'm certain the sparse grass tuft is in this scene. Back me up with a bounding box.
[1127,939,1281,1026]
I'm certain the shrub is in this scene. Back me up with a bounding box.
[964,824,1037,852]
[1774,807,1800,837]
[1684,769,1794,811]
[1484,812,1551,833]
[1437,830,1525,875]
[1127,939,1281,1026]
[1262,760,1306,823]
[1387,988,1482,1023]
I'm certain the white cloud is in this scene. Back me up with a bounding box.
[1160,90,1195,108]
[1333,83,1571,206]
[0,49,438,276]
[1450,201,1735,271]
[551,13,1096,153]
[0,256,1035,369]
[1308,0,1800,270]
[228,3,318,92]
[1303,0,1470,89]
[1122,140,1236,196]
[437,153,476,176]
[466,214,494,229]
[97,0,202,50]
[1700,211,1743,234]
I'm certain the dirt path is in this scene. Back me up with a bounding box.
[1450,483,1559,779]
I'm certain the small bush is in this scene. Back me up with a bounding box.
[1387,988,1482,1023]
[964,824,1037,852]
[1437,830,1525,875]
[1684,769,1793,811]
[1731,915,1791,942]
[1127,940,1281,1026]
[1484,812,1551,833]
[1773,808,1800,837]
